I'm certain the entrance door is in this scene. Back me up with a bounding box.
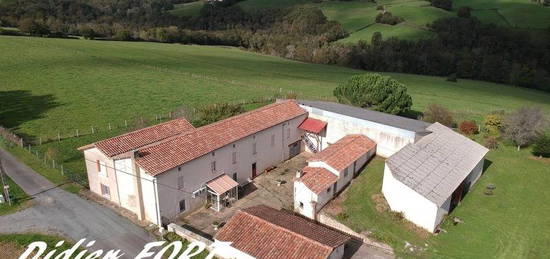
[289,141,301,158]
[252,163,257,179]
[333,182,337,196]
[450,180,467,211]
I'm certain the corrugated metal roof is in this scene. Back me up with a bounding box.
[387,123,489,206]
[297,100,430,133]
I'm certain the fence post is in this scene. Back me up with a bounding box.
[91,126,95,134]
[109,123,112,131]
[57,132,61,142]
[60,164,64,176]
[20,138,23,147]
[76,129,79,137]
[39,137,42,145]
[125,120,128,128]
[52,160,55,169]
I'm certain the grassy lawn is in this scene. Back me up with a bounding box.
[454,0,550,29]
[337,23,435,43]
[0,233,81,258]
[168,1,204,17]
[335,140,550,258]
[1,35,549,177]
[0,174,29,216]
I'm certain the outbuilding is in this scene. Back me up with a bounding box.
[382,123,489,232]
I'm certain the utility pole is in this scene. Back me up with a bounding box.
[0,159,12,206]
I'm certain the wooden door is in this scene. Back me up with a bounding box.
[252,163,257,179]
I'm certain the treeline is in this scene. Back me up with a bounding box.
[1,0,549,91]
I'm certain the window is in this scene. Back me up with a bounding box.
[252,143,257,155]
[271,135,275,147]
[232,172,238,181]
[179,199,186,213]
[178,166,181,172]
[287,128,290,139]
[177,176,184,189]
[299,202,304,209]
[344,168,349,178]
[211,161,216,172]
[233,144,236,148]
[232,152,237,164]
[212,151,215,157]
[97,160,107,177]
[327,187,331,193]
[100,184,110,198]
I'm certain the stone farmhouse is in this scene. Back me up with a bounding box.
[79,99,487,233]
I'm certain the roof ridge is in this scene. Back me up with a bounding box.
[242,210,336,251]
[95,117,191,145]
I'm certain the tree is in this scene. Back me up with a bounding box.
[333,73,412,114]
[423,104,454,127]
[503,107,546,150]
[532,134,550,157]
[457,7,471,18]
[484,113,503,136]
[430,0,452,10]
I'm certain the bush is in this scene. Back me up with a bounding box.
[430,0,452,10]
[446,73,457,82]
[460,121,478,135]
[423,104,454,127]
[333,73,413,115]
[192,102,246,127]
[532,134,550,157]
[375,12,404,25]
[485,137,499,149]
[457,6,472,18]
[483,113,503,136]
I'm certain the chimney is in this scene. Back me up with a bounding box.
[296,170,303,178]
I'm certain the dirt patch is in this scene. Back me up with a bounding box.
[371,194,389,213]
[0,242,26,258]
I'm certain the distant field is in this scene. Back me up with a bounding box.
[454,0,550,29]
[1,35,549,175]
[168,1,204,17]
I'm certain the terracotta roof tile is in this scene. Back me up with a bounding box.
[309,134,376,172]
[298,167,337,194]
[215,205,351,259]
[136,101,307,176]
[92,118,195,157]
[298,118,327,134]
[206,174,238,195]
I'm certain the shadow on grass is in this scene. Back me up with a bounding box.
[0,90,60,141]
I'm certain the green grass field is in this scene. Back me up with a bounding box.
[336,140,550,258]
[454,0,550,29]
[0,172,29,216]
[1,35,549,188]
[168,1,204,17]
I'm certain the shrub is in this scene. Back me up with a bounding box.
[333,73,412,115]
[192,102,246,127]
[423,104,454,127]
[484,136,499,149]
[532,134,550,157]
[457,6,472,18]
[430,0,452,10]
[484,114,503,136]
[446,73,457,82]
[375,12,404,25]
[459,121,478,135]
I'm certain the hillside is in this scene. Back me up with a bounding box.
[2,36,549,139]
[171,0,550,42]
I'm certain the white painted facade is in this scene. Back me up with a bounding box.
[294,148,375,219]
[382,159,485,232]
[299,105,420,157]
[83,114,307,225]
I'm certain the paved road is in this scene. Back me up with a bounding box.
[0,147,156,258]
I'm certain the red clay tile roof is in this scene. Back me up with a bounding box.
[298,118,327,134]
[206,174,238,195]
[215,205,351,259]
[91,118,195,157]
[298,167,337,194]
[136,101,307,176]
[309,134,376,172]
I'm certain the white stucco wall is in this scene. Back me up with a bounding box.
[83,148,120,204]
[293,181,318,219]
[153,114,307,221]
[114,158,137,212]
[299,105,418,157]
[382,164,440,232]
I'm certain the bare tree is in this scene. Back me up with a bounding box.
[503,106,546,150]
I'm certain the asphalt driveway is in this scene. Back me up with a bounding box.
[0,147,156,258]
